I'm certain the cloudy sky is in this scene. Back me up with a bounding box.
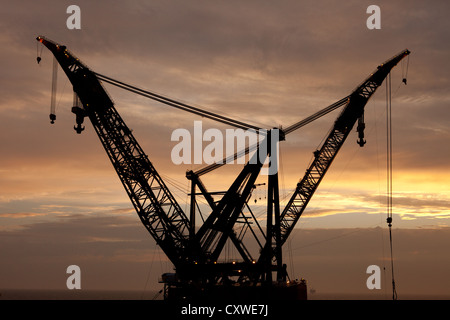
[0,0,449,298]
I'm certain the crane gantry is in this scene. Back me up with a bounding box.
[36,35,409,300]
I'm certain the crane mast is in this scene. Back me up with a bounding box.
[37,35,409,300]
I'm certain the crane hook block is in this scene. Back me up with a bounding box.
[49,113,56,124]
[74,124,85,134]
[357,115,366,147]
[357,138,366,147]
[71,106,86,134]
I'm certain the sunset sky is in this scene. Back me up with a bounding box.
[1,0,449,298]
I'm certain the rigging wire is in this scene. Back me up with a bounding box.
[95,72,261,131]
[371,94,389,299]
[401,54,410,85]
[36,41,43,64]
[50,56,58,124]
[95,71,349,176]
[141,241,158,300]
[386,72,398,300]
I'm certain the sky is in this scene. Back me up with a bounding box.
[0,0,449,298]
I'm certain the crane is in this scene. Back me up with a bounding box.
[36,36,409,300]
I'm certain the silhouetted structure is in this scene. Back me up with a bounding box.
[37,36,409,300]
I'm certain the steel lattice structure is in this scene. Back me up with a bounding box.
[37,36,409,300]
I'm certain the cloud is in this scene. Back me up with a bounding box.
[0,213,169,290]
[1,0,449,296]
[0,212,47,218]
[360,192,450,219]
[285,226,450,296]
[1,213,450,296]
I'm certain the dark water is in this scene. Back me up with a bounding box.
[309,292,450,300]
[1,289,449,300]
[0,289,163,300]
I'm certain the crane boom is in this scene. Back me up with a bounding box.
[36,36,191,266]
[277,49,410,247]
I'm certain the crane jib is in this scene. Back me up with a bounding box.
[276,49,410,248]
[36,36,192,266]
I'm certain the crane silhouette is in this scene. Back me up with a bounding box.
[36,36,409,300]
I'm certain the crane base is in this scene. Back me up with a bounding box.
[163,279,307,301]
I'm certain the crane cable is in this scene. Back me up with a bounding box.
[36,40,43,64]
[50,56,58,124]
[94,71,349,176]
[94,72,261,131]
[386,72,397,300]
[402,54,410,85]
[36,40,57,124]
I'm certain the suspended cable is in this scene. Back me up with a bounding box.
[50,56,57,124]
[283,96,350,135]
[386,72,397,300]
[141,241,158,300]
[36,41,44,64]
[402,55,410,85]
[194,97,350,176]
[94,72,262,131]
[94,72,350,176]
[371,95,390,298]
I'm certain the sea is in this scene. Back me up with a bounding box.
[0,289,163,300]
[1,289,448,319]
[0,289,449,300]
